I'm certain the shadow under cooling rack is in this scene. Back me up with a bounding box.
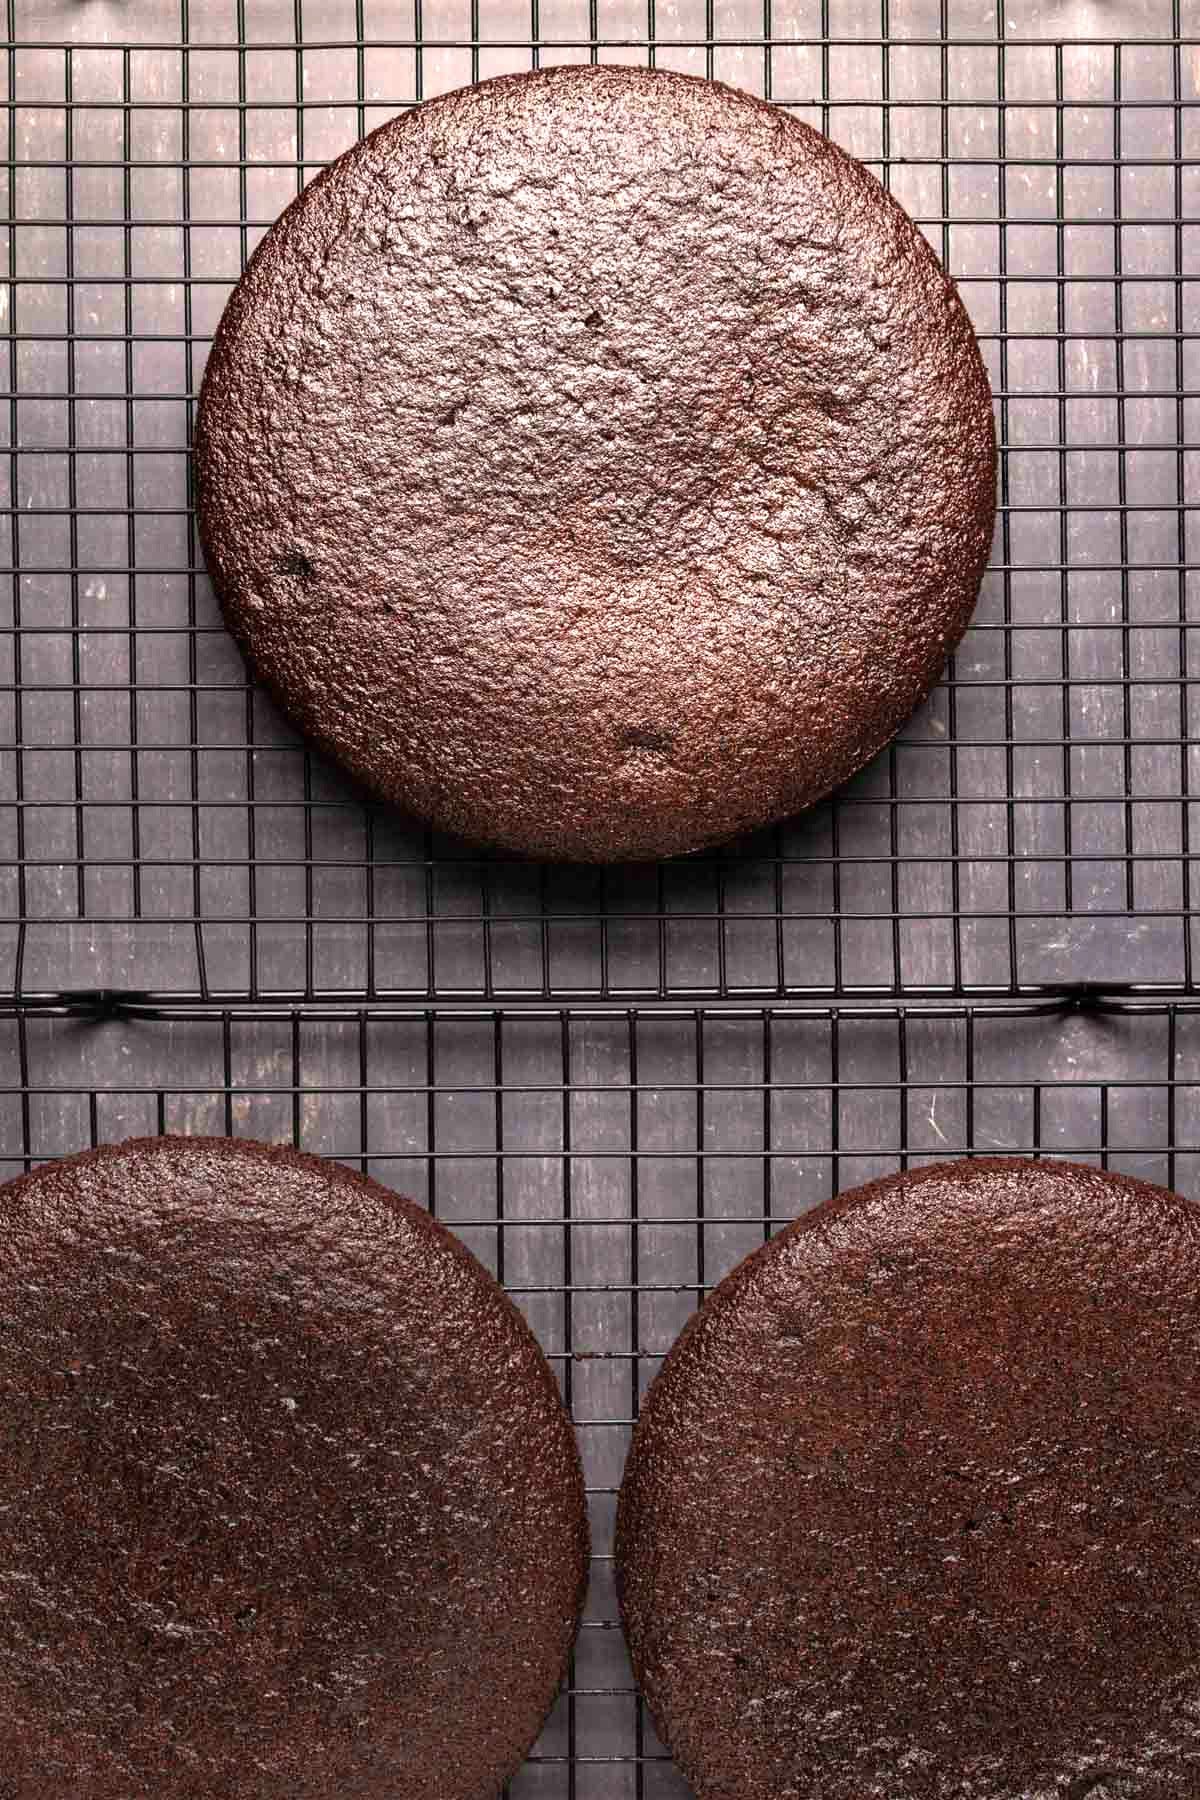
[6,995,1200,1303]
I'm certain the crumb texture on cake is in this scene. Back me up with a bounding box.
[0,1135,588,1799]
[196,64,996,861]
[617,1157,1200,1800]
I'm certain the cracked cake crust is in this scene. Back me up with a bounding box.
[195,63,996,861]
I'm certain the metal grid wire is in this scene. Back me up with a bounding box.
[2,990,1200,1799]
[2,0,1198,1003]
[4,3,1200,1798]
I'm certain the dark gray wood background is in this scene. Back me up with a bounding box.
[2,1,1196,1794]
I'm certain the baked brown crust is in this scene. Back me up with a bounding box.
[0,1135,588,1798]
[617,1158,1200,1800]
[195,64,996,861]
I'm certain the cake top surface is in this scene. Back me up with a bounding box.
[197,65,995,860]
[0,1134,587,1799]
[618,1156,1200,1800]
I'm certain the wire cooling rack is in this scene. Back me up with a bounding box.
[4,988,1200,1798]
[3,2,1199,1797]
[4,0,1199,1004]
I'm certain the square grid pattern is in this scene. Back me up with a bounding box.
[2,0,1198,1001]
[4,4,1200,1799]
[3,991,1200,1799]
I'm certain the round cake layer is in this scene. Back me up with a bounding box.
[0,1136,588,1799]
[196,64,996,861]
[617,1158,1200,1800]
